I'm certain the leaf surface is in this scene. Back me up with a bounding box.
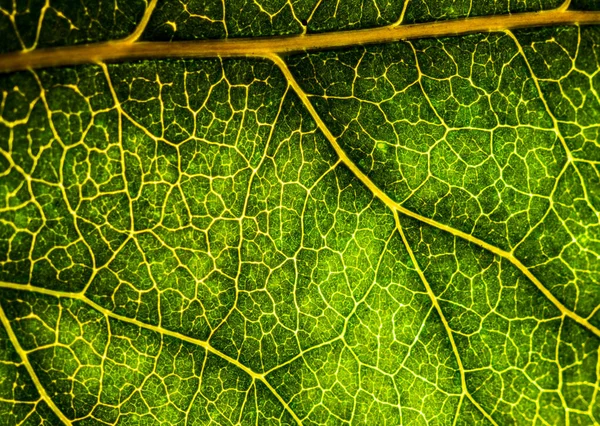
[0,0,599,425]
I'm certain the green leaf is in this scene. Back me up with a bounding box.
[0,1,599,425]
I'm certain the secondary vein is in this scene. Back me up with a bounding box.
[393,211,499,426]
[0,303,72,425]
[269,53,600,340]
[0,281,304,425]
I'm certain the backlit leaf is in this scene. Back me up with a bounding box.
[0,0,599,424]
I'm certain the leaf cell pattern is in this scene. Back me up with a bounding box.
[0,0,599,425]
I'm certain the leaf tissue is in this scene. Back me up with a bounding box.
[0,0,599,424]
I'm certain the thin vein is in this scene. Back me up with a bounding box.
[558,0,572,11]
[0,303,72,425]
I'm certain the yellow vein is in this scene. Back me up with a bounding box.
[394,0,412,26]
[269,53,600,339]
[0,303,72,425]
[1,10,600,73]
[123,0,159,43]
[393,211,499,426]
[558,0,572,11]
[451,395,465,426]
[0,281,303,426]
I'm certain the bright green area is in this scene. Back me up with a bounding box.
[288,26,600,328]
[0,323,61,424]
[0,1,600,425]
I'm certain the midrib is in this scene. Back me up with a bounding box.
[0,9,599,73]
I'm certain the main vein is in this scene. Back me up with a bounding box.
[0,10,599,73]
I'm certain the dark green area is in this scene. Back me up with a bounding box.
[0,0,147,53]
[0,0,579,53]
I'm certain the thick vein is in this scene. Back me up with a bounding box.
[392,211,499,426]
[1,10,600,73]
[0,281,303,425]
[0,303,72,425]
[558,0,572,11]
[269,53,600,339]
